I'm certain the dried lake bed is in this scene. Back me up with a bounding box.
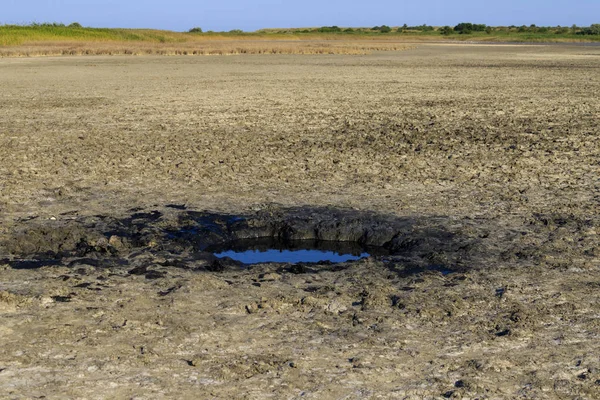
[0,43,599,398]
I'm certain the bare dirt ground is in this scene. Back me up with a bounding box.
[0,44,599,399]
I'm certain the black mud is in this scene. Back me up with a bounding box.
[1,205,597,279]
[0,206,483,274]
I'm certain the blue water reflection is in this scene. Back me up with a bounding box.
[214,248,370,264]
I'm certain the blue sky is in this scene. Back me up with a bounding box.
[3,0,599,31]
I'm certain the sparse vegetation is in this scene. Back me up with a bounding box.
[0,22,598,57]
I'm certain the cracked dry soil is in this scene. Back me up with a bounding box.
[0,44,599,399]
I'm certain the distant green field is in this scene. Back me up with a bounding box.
[0,25,197,46]
[0,24,281,46]
[1,23,599,46]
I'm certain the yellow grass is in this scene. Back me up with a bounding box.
[0,39,416,57]
[3,24,594,57]
[0,25,423,56]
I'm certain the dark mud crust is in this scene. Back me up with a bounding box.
[1,206,473,274]
[2,205,597,277]
[1,205,599,399]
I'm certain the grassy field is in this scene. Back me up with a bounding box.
[0,25,418,56]
[0,24,598,57]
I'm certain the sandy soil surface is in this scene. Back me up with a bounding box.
[0,44,599,399]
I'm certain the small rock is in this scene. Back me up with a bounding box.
[258,272,281,281]
[246,304,259,314]
[189,358,201,367]
[326,300,348,314]
[108,235,125,250]
[95,237,109,248]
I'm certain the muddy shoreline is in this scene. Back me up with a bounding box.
[1,44,599,398]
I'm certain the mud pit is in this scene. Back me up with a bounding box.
[1,44,600,398]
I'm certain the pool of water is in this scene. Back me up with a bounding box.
[209,238,378,264]
[214,248,369,264]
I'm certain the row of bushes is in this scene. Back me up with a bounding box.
[310,23,600,36]
[8,22,83,28]
[335,23,600,36]
[577,24,600,35]
[12,23,598,36]
[189,27,244,34]
[447,23,600,35]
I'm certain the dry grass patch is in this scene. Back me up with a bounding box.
[0,40,416,57]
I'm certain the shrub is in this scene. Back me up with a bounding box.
[417,24,434,31]
[577,24,600,35]
[485,26,493,34]
[454,22,473,34]
[188,27,202,33]
[454,22,486,34]
[229,29,243,33]
[32,22,66,28]
[318,26,341,33]
[68,22,82,28]
[440,26,453,35]
[402,24,434,32]
[370,25,391,33]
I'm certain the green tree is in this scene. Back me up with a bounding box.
[454,22,473,34]
[188,27,203,33]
